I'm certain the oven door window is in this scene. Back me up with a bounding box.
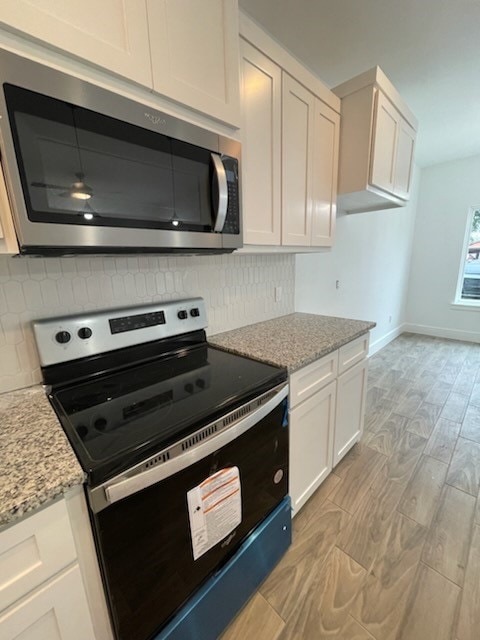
[4,84,215,232]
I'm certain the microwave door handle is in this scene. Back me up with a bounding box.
[211,153,228,232]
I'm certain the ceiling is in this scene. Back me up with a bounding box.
[239,0,480,167]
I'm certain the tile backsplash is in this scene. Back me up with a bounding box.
[0,253,294,394]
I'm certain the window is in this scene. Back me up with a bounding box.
[455,207,480,304]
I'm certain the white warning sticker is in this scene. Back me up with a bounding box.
[187,466,242,561]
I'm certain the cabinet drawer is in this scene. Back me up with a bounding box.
[0,499,77,612]
[0,564,95,640]
[289,351,337,408]
[338,334,369,375]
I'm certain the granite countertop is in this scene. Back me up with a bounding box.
[0,386,84,527]
[209,313,376,372]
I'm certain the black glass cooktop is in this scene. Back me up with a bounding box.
[51,343,286,485]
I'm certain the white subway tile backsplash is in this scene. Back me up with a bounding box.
[0,253,295,394]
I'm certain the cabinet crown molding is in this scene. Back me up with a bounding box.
[333,65,418,131]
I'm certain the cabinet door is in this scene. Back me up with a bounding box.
[0,1,152,87]
[311,99,340,247]
[334,359,368,466]
[393,119,416,200]
[369,90,399,194]
[240,40,281,245]
[0,162,19,254]
[0,564,95,640]
[289,380,336,515]
[282,74,315,246]
[147,0,241,127]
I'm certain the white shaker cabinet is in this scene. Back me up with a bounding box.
[0,498,97,640]
[370,90,399,195]
[289,380,336,514]
[311,99,340,247]
[281,74,315,247]
[240,40,282,245]
[334,358,368,466]
[239,13,340,250]
[0,0,152,87]
[0,163,19,255]
[333,66,417,214]
[288,333,370,516]
[147,0,241,127]
[393,117,416,200]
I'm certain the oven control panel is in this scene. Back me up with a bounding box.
[33,297,207,367]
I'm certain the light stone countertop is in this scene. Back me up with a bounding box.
[0,385,84,527]
[209,313,376,372]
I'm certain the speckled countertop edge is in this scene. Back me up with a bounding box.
[0,385,85,527]
[209,312,376,372]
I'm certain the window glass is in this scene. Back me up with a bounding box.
[460,208,480,302]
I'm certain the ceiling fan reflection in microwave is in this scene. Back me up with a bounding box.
[31,171,94,201]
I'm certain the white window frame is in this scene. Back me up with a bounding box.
[453,205,480,309]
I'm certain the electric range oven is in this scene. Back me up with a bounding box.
[33,298,291,640]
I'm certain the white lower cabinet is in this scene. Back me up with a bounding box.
[288,334,370,516]
[0,564,95,640]
[289,380,336,513]
[333,358,368,466]
[0,492,107,640]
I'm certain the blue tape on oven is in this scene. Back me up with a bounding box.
[282,397,288,427]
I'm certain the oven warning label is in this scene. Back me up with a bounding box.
[187,467,242,561]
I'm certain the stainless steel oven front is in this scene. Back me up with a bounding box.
[0,49,241,255]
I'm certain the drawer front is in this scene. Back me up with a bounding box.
[0,563,95,640]
[338,333,369,375]
[290,351,338,408]
[0,499,77,612]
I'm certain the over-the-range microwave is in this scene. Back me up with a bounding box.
[0,49,242,255]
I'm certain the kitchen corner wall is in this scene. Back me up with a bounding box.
[295,167,420,353]
[0,253,294,394]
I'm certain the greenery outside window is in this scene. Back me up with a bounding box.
[455,207,480,305]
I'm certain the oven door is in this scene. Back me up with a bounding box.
[89,384,289,640]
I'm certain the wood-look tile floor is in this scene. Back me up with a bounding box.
[221,333,480,640]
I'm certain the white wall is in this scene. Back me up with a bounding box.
[405,154,480,342]
[295,167,420,353]
[0,253,294,394]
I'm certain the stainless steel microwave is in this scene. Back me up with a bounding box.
[0,50,242,255]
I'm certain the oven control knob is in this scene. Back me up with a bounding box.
[177,310,188,320]
[78,327,92,340]
[55,330,71,344]
[190,307,200,317]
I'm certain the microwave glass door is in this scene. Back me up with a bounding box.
[4,84,216,232]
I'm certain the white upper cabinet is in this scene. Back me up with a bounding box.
[333,66,418,214]
[240,40,281,245]
[370,90,398,194]
[282,74,315,247]
[147,0,241,127]
[311,100,339,247]
[239,13,340,249]
[393,117,416,199]
[0,163,19,255]
[0,0,152,87]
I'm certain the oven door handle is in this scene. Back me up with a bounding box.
[96,383,288,511]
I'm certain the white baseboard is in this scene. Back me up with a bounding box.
[403,323,480,344]
[369,324,406,356]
